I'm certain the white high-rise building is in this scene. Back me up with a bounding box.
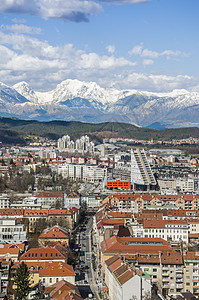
[131,148,156,190]
[58,134,94,154]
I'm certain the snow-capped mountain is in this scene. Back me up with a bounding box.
[0,79,198,128]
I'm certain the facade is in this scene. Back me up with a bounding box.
[135,252,184,298]
[131,148,156,190]
[37,191,64,207]
[0,258,10,298]
[0,195,10,209]
[64,192,81,208]
[107,180,131,190]
[105,256,151,300]
[58,163,107,182]
[0,218,27,244]
[39,261,75,286]
[104,194,199,212]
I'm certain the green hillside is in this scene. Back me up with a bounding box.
[0,117,199,145]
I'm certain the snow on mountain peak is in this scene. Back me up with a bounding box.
[13,81,39,103]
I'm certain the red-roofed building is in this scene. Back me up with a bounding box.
[19,244,67,262]
[38,225,69,247]
[45,280,83,299]
[39,261,75,286]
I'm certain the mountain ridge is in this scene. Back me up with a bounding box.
[0,79,198,128]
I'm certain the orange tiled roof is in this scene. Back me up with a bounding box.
[3,243,25,252]
[0,247,20,256]
[137,252,183,265]
[19,245,67,261]
[105,255,123,272]
[39,261,74,276]
[184,252,199,261]
[143,220,165,228]
[39,226,69,239]
[45,279,83,300]
[101,236,173,255]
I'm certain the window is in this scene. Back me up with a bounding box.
[49,278,52,283]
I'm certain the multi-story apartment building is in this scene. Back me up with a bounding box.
[37,191,64,207]
[184,252,199,297]
[0,195,10,209]
[103,194,199,212]
[105,256,152,300]
[135,252,184,298]
[0,219,27,244]
[133,219,189,243]
[57,163,107,182]
[131,148,156,190]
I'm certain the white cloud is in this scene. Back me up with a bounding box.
[0,0,149,22]
[3,24,42,34]
[0,30,136,90]
[12,18,26,23]
[98,0,149,4]
[129,44,187,59]
[128,44,143,55]
[108,72,199,93]
[0,0,102,22]
[106,45,115,54]
[142,59,154,66]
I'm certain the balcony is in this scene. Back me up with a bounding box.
[162,268,169,272]
[162,273,169,277]
[176,269,183,273]
[176,284,183,289]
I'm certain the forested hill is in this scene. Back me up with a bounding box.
[0,117,199,145]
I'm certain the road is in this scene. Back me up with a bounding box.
[75,215,101,300]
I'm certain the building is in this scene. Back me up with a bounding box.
[100,236,174,272]
[103,194,199,212]
[107,180,131,190]
[39,261,75,286]
[38,225,69,247]
[37,192,64,207]
[57,163,107,182]
[0,195,10,209]
[105,255,152,300]
[19,244,67,263]
[0,218,27,244]
[45,280,83,299]
[0,258,11,298]
[131,149,156,190]
[64,191,81,208]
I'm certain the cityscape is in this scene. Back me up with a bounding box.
[0,0,199,299]
[0,130,198,299]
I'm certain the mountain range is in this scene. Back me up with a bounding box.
[0,79,199,128]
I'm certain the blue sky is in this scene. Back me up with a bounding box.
[0,0,199,92]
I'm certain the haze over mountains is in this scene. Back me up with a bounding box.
[0,79,199,128]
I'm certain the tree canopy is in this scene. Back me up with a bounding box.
[14,261,31,300]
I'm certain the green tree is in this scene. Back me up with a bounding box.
[14,262,31,300]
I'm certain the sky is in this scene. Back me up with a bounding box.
[0,0,199,92]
